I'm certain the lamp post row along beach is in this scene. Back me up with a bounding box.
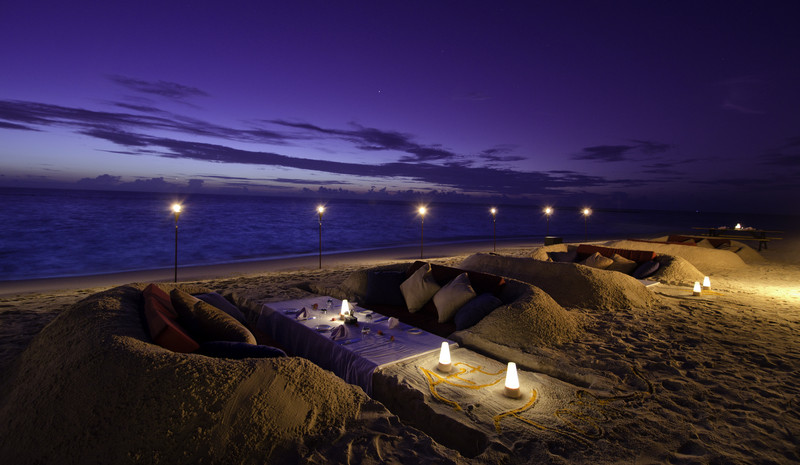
[167,203,592,281]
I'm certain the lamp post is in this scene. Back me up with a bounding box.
[582,207,591,242]
[544,206,553,237]
[490,207,497,252]
[418,206,427,259]
[172,203,182,283]
[317,205,325,269]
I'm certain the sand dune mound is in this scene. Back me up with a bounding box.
[461,253,654,311]
[0,283,457,464]
[604,239,751,272]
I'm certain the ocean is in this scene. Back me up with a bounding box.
[1,187,796,281]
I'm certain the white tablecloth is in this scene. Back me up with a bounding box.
[258,296,455,395]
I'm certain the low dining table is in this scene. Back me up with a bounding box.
[257,296,456,395]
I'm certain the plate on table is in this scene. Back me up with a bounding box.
[315,324,332,332]
[283,308,299,314]
[407,328,423,335]
[359,310,374,316]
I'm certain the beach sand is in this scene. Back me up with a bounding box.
[1,235,798,463]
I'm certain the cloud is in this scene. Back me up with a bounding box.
[0,120,38,131]
[0,98,639,197]
[76,174,122,187]
[574,145,636,162]
[108,75,209,100]
[574,140,672,162]
[272,120,460,162]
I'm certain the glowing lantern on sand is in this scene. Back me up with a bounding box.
[437,342,452,373]
[693,282,702,296]
[504,362,521,398]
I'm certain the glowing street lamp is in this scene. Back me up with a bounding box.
[317,205,325,269]
[171,203,182,283]
[490,207,497,252]
[418,206,427,259]
[582,207,592,242]
[544,206,553,236]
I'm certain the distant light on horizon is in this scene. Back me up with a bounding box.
[172,203,182,214]
[582,208,591,216]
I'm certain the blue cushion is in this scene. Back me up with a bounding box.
[454,293,503,331]
[198,341,286,359]
[633,260,660,279]
[194,292,247,325]
[364,271,407,307]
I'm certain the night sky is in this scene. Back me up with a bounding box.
[1,1,798,213]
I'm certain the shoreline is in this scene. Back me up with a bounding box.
[0,238,545,297]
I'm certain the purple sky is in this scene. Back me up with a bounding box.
[1,1,798,213]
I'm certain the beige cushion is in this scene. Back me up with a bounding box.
[400,263,441,312]
[171,289,256,344]
[606,253,638,274]
[433,273,477,323]
[581,252,614,269]
[696,238,714,248]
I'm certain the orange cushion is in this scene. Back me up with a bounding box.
[143,283,178,319]
[142,284,199,353]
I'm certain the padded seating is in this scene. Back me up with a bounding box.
[359,261,506,337]
[575,244,657,263]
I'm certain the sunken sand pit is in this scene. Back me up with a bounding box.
[1,235,799,464]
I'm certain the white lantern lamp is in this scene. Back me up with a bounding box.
[437,342,452,373]
[702,276,711,290]
[693,282,702,296]
[340,299,351,318]
[504,362,521,398]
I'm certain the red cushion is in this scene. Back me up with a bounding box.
[142,285,199,353]
[143,284,178,319]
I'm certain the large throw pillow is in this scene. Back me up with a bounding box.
[195,292,247,325]
[198,341,286,359]
[606,254,638,274]
[695,238,714,248]
[454,293,503,331]
[433,273,477,323]
[142,286,199,353]
[581,252,614,269]
[364,271,407,307]
[632,260,660,279]
[143,283,178,319]
[171,289,257,344]
[400,263,441,312]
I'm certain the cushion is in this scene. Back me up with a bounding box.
[454,293,503,331]
[170,289,257,344]
[150,313,201,353]
[633,260,660,279]
[695,239,714,248]
[142,283,178,319]
[606,253,638,274]
[548,249,578,263]
[363,271,407,307]
[582,252,614,269]
[432,273,477,323]
[400,263,441,312]
[197,341,286,359]
[195,292,247,325]
[406,261,506,296]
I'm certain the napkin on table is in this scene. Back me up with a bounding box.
[295,307,310,320]
[387,317,399,329]
[330,324,350,340]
